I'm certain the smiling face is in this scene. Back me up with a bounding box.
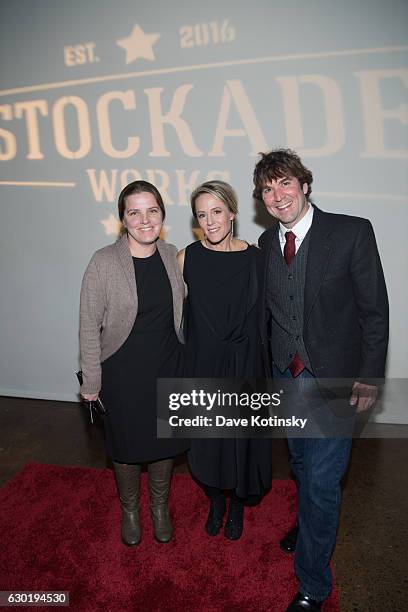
[261,176,309,229]
[195,193,235,244]
[123,191,163,251]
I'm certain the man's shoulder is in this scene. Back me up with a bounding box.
[313,206,372,234]
[258,223,278,248]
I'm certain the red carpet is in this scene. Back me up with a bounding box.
[0,463,340,611]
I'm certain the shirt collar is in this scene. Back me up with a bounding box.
[279,203,314,242]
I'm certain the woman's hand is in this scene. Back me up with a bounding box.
[81,392,99,402]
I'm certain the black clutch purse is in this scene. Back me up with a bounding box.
[76,370,106,424]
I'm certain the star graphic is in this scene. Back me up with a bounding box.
[116,24,161,64]
[100,214,123,236]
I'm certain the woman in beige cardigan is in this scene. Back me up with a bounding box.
[80,180,188,546]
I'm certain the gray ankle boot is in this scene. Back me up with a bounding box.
[113,461,141,546]
[148,458,173,543]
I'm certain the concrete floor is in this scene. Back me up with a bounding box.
[0,396,407,611]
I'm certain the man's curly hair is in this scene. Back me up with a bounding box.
[252,149,313,201]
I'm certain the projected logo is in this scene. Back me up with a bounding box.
[0,16,407,238]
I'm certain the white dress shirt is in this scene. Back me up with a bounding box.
[278,204,314,254]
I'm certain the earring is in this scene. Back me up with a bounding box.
[231,219,234,236]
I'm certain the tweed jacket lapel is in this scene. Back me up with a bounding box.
[115,233,138,307]
[260,208,334,331]
[303,206,333,325]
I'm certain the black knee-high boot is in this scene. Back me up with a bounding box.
[204,486,226,536]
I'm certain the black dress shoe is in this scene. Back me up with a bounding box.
[280,525,298,553]
[286,592,324,611]
[205,495,226,536]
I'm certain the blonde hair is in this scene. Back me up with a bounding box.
[190,180,238,217]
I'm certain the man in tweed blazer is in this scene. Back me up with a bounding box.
[253,149,388,611]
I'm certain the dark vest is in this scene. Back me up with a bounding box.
[266,230,312,373]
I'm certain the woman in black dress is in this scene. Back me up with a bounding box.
[80,181,188,546]
[177,180,272,540]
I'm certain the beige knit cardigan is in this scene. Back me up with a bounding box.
[79,234,184,395]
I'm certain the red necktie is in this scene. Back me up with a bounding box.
[284,230,296,265]
[283,231,305,377]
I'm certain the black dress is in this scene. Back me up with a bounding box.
[101,249,188,463]
[184,241,272,499]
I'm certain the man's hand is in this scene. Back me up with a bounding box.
[81,392,99,402]
[350,382,378,413]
